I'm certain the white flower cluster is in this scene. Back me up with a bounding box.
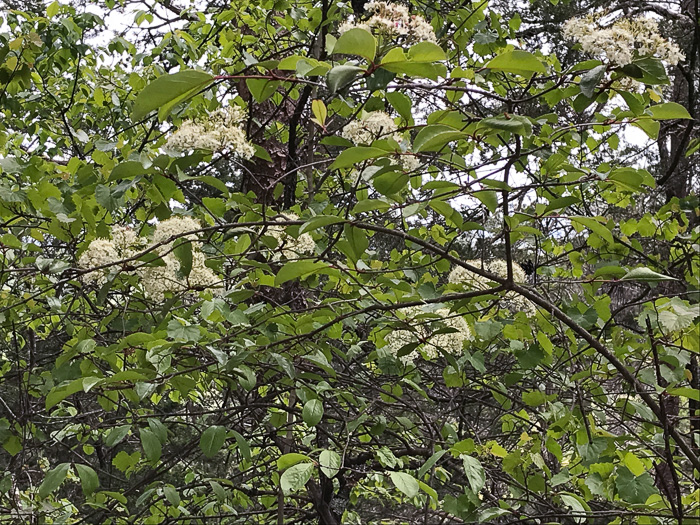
[562,15,684,66]
[78,217,221,301]
[339,1,436,43]
[449,259,535,317]
[265,213,316,261]
[385,306,471,365]
[165,106,255,157]
[342,111,419,173]
[342,111,401,145]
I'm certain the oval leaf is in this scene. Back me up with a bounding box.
[132,70,214,121]
[302,399,324,427]
[38,463,71,499]
[333,28,376,61]
[390,471,419,498]
[280,462,314,494]
[319,450,341,479]
[486,50,546,76]
[200,425,227,458]
[75,464,99,495]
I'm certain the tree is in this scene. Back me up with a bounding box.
[0,0,698,523]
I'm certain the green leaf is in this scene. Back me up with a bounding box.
[390,471,419,498]
[163,486,180,506]
[413,125,467,153]
[38,463,71,499]
[333,28,376,61]
[430,200,463,228]
[275,261,329,286]
[327,65,365,93]
[373,172,409,196]
[667,387,700,402]
[299,215,346,234]
[620,57,669,85]
[311,99,327,126]
[417,450,446,478]
[280,462,314,494]
[387,91,412,122]
[140,428,162,463]
[485,50,546,76]
[579,65,606,98]
[302,399,323,427]
[277,453,312,471]
[478,115,532,137]
[570,216,614,245]
[474,190,498,213]
[621,267,677,282]
[647,102,692,120]
[167,319,201,341]
[343,224,369,263]
[173,240,193,277]
[560,493,589,524]
[330,147,387,169]
[319,450,341,479]
[407,41,446,62]
[75,464,99,495]
[461,455,485,493]
[246,78,279,102]
[200,425,227,458]
[615,467,657,504]
[95,184,121,212]
[132,70,215,121]
[104,425,131,447]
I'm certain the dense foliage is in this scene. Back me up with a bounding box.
[0,0,698,523]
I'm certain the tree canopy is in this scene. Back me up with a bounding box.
[0,0,698,523]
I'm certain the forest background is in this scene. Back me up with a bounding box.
[0,0,698,523]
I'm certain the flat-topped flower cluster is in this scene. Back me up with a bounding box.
[165,105,255,157]
[563,15,684,67]
[449,259,536,317]
[264,213,316,261]
[385,306,472,365]
[339,1,436,43]
[342,111,419,172]
[78,217,220,302]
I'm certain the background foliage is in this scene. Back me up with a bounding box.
[0,0,698,523]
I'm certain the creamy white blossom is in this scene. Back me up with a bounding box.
[449,259,535,316]
[342,111,402,145]
[78,239,120,285]
[340,2,436,43]
[385,306,471,364]
[265,213,316,260]
[165,106,255,157]
[78,218,221,301]
[563,15,684,66]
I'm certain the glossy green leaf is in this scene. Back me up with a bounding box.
[280,462,314,494]
[486,50,546,75]
[390,471,419,498]
[302,399,323,427]
[319,450,341,478]
[333,28,376,61]
[75,464,99,495]
[132,70,215,120]
[200,425,227,458]
[38,463,71,499]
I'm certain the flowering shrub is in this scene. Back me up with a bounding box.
[339,1,436,43]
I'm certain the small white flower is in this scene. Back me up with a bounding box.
[385,306,471,364]
[563,15,684,67]
[339,2,435,43]
[265,213,316,260]
[449,259,536,317]
[342,111,401,145]
[165,105,255,157]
